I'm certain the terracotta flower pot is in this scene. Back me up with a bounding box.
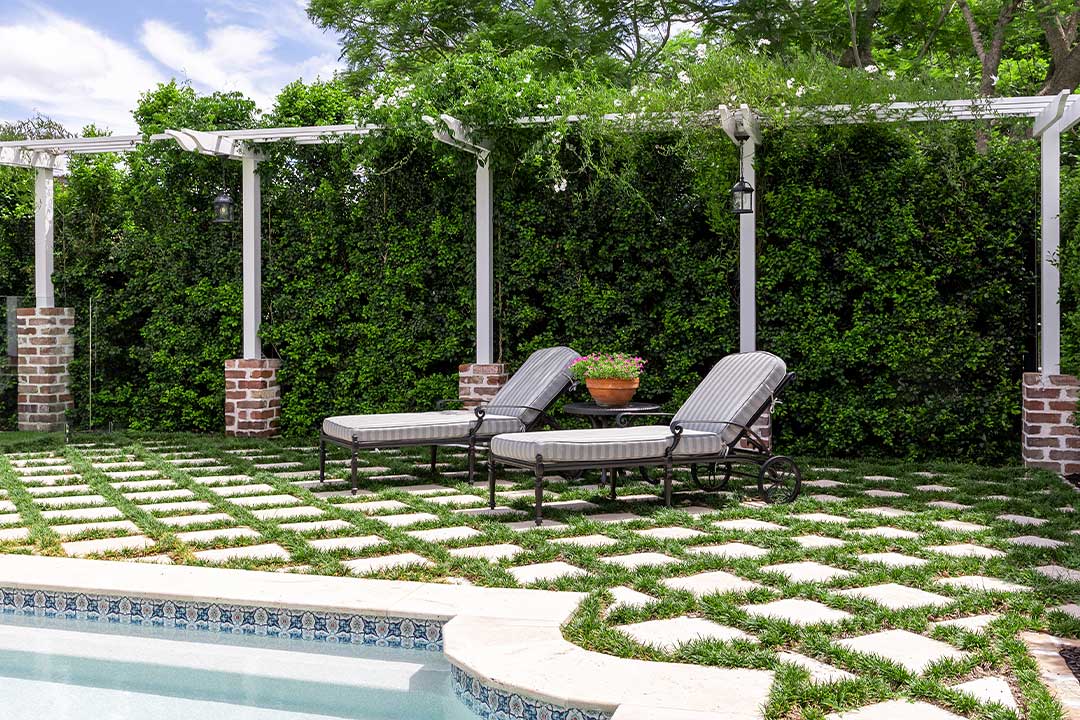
[586,377,640,407]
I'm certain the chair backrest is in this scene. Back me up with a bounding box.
[488,346,580,426]
[671,352,788,445]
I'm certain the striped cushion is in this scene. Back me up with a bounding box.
[323,411,522,444]
[672,352,787,444]
[490,426,726,464]
[487,346,579,426]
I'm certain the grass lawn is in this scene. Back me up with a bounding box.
[1,431,1078,720]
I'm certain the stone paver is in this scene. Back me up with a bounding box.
[157,513,235,527]
[0,527,30,542]
[507,561,587,584]
[616,617,757,651]
[449,543,523,561]
[837,629,968,673]
[660,570,763,596]
[634,527,706,540]
[250,506,325,521]
[915,484,955,493]
[854,507,913,518]
[190,474,253,485]
[587,513,648,524]
[950,677,1018,710]
[1006,535,1067,548]
[850,526,920,540]
[996,513,1046,526]
[398,484,457,495]
[835,583,952,610]
[930,613,1000,632]
[308,535,386,552]
[405,526,482,542]
[425,494,484,507]
[209,483,277,496]
[549,534,618,547]
[279,519,354,533]
[123,489,195,503]
[926,501,972,511]
[33,494,107,508]
[777,651,855,684]
[825,700,966,720]
[856,552,927,568]
[51,519,140,537]
[864,489,908,498]
[1035,564,1080,582]
[228,494,302,508]
[110,479,176,490]
[142,501,214,514]
[793,535,846,549]
[793,512,851,524]
[936,575,1031,593]
[340,499,410,514]
[761,561,852,583]
[741,598,852,626]
[194,543,290,562]
[175,527,261,544]
[808,494,845,503]
[1050,603,1080,619]
[25,484,92,496]
[343,553,433,574]
[41,507,123,521]
[713,518,785,532]
[932,519,989,533]
[453,506,520,518]
[371,512,438,527]
[62,535,154,556]
[606,586,656,612]
[926,543,1004,559]
[685,542,768,558]
[803,479,847,488]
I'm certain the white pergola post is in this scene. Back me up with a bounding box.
[242,153,262,360]
[1040,126,1061,376]
[739,140,757,353]
[476,156,494,364]
[34,167,55,308]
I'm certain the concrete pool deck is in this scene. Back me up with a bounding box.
[0,554,774,719]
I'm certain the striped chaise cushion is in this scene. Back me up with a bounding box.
[322,410,522,444]
[486,346,579,426]
[671,351,787,444]
[490,426,726,463]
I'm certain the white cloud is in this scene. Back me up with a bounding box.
[0,7,164,133]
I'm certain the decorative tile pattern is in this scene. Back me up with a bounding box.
[0,586,442,650]
[450,664,610,720]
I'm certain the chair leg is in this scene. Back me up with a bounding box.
[318,437,326,484]
[467,440,476,485]
[663,457,673,507]
[534,455,545,526]
[488,457,496,509]
[430,445,437,475]
[350,441,359,496]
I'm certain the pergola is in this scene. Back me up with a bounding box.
[1,93,1077,450]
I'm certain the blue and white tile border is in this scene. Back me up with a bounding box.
[0,586,444,650]
[451,665,610,720]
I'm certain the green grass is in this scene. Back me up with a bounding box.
[0,431,1077,720]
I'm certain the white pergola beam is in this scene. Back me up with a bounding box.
[34,168,55,308]
[1033,91,1072,137]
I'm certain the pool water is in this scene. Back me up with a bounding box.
[0,613,479,720]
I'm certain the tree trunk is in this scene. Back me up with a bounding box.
[1039,5,1080,94]
[839,0,883,67]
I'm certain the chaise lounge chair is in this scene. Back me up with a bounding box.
[486,351,799,524]
[320,346,579,493]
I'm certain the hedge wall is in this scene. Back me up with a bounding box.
[0,85,1054,461]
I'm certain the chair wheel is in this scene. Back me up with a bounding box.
[758,456,801,503]
[690,462,731,491]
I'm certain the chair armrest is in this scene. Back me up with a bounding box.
[614,411,674,428]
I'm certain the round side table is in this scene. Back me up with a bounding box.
[563,400,662,497]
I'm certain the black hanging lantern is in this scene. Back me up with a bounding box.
[212,161,234,223]
[212,190,234,223]
[730,137,754,215]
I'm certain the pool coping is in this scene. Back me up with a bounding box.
[0,554,773,720]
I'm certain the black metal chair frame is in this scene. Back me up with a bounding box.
[486,372,799,525]
[319,392,572,494]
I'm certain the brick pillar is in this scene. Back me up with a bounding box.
[458,363,508,408]
[16,307,74,432]
[1022,372,1080,476]
[738,408,772,452]
[225,358,281,437]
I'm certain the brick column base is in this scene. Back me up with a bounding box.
[225,358,281,437]
[459,363,508,408]
[16,307,74,432]
[1022,372,1080,476]
[738,408,772,452]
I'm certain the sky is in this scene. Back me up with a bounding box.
[0,0,345,134]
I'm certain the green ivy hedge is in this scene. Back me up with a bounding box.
[0,84,1054,461]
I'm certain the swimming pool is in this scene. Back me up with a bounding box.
[0,612,479,720]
